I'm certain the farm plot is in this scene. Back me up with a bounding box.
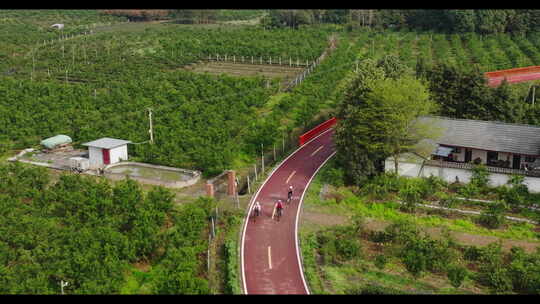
[184,61,304,85]
[359,30,540,74]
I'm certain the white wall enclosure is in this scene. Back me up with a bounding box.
[384,156,540,193]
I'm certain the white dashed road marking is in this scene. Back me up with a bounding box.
[268,246,272,269]
[311,145,324,157]
[286,170,296,184]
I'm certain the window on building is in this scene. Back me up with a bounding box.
[487,151,498,165]
[453,147,461,153]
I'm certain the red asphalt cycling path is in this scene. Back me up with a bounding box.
[241,128,336,294]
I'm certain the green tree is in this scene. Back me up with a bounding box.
[153,247,210,294]
[470,164,490,189]
[335,59,387,185]
[359,76,438,173]
[375,54,410,80]
[262,10,314,29]
[476,10,509,34]
[447,10,477,33]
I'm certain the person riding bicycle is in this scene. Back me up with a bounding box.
[287,186,293,204]
[275,199,284,221]
[254,201,261,217]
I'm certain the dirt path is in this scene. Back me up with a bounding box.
[240,129,335,294]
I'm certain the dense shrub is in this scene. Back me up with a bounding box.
[374,254,388,270]
[424,175,448,193]
[458,183,480,199]
[470,164,490,189]
[368,230,393,243]
[501,175,530,210]
[399,234,457,278]
[507,247,540,294]
[321,166,345,187]
[476,243,513,293]
[463,245,483,262]
[447,264,468,288]
[384,219,420,244]
[478,201,507,229]
[436,191,460,208]
[398,182,423,213]
[316,225,362,264]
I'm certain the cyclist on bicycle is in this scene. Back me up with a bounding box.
[287,186,293,204]
[275,199,284,221]
[253,201,261,221]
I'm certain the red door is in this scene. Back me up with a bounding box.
[102,149,110,165]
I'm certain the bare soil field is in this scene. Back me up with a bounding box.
[184,61,304,84]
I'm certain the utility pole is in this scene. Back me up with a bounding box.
[533,85,536,106]
[247,174,251,194]
[60,280,69,295]
[235,179,240,209]
[148,108,154,144]
[261,143,264,174]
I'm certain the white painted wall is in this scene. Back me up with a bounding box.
[87,145,128,169]
[385,159,540,193]
[109,145,128,164]
[88,146,103,169]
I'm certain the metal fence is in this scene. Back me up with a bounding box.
[205,53,312,67]
[425,159,540,177]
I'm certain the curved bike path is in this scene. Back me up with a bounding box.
[240,128,336,294]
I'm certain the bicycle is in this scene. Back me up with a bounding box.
[276,207,283,221]
[287,187,293,204]
[253,202,261,223]
[274,200,284,221]
[253,206,261,222]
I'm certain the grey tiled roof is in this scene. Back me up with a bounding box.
[81,137,131,149]
[418,116,540,156]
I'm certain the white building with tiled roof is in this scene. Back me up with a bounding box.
[418,116,540,170]
[81,137,131,169]
[385,116,540,191]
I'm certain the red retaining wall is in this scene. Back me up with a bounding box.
[485,66,540,87]
[298,117,337,146]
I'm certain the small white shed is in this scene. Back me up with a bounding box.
[81,137,131,169]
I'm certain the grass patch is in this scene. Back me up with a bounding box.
[300,232,326,294]
[322,265,356,294]
[359,268,437,294]
[119,265,155,294]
